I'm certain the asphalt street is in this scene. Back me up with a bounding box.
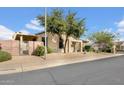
[0,55,124,85]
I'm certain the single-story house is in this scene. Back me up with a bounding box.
[0,32,87,56]
[36,32,86,53]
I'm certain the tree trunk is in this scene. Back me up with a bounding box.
[64,36,68,53]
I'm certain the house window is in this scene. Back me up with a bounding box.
[59,38,64,49]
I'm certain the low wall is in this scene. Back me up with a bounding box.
[0,40,20,56]
[0,40,43,56]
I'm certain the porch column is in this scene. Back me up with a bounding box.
[20,35,23,55]
[80,41,83,52]
[113,44,116,54]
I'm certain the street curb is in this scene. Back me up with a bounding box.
[0,54,124,75]
[36,54,124,70]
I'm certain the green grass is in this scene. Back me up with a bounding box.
[0,51,12,62]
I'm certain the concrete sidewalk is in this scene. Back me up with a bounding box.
[0,52,123,75]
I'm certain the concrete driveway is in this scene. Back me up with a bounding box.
[0,55,124,85]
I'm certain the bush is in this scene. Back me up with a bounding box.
[47,47,53,53]
[83,45,92,52]
[33,46,45,56]
[0,51,12,62]
[98,47,112,53]
[33,46,53,56]
[106,48,112,53]
[105,47,112,53]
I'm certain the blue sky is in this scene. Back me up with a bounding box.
[0,7,124,40]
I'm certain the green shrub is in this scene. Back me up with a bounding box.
[33,46,45,56]
[47,47,53,53]
[99,46,112,53]
[0,51,12,62]
[33,46,53,56]
[105,47,112,53]
[106,49,112,53]
[83,45,92,52]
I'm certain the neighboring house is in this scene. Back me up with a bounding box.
[36,32,85,53]
[0,32,43,56]
[92,42,107,49]
[115,41,124,51]
[91,43,98,50]
[91,42,110,52]
[82,40,89,46]
[120,43,124,50]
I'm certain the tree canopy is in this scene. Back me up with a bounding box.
[89,31,116,43]
[89,31,116,51]
[64,11,86,52]
[37,8,86,53]
[37,9,65,37]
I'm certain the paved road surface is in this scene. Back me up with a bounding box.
[0,55,124,85]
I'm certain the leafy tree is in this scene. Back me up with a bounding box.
[89,31,117,51]
[37,9,65,48]
[37,8,86,53]
[64,12,86,53]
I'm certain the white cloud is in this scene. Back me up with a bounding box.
[116,19,124,32]
[25,18,44,31]
[115,19,124,41]
[117,28,124,33]
[0,19,42,40]
[26,24,43,31]
[0,25,32,40]
[0,25,14,40]
[30,19,40,26]
[116,19,124,28]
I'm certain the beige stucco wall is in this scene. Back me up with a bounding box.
[37,33,59,52]
[0,40,20,56]
[47,33,59,52]
[36,33,83,53]
[61,35,83,53]
[0,40,43,56]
